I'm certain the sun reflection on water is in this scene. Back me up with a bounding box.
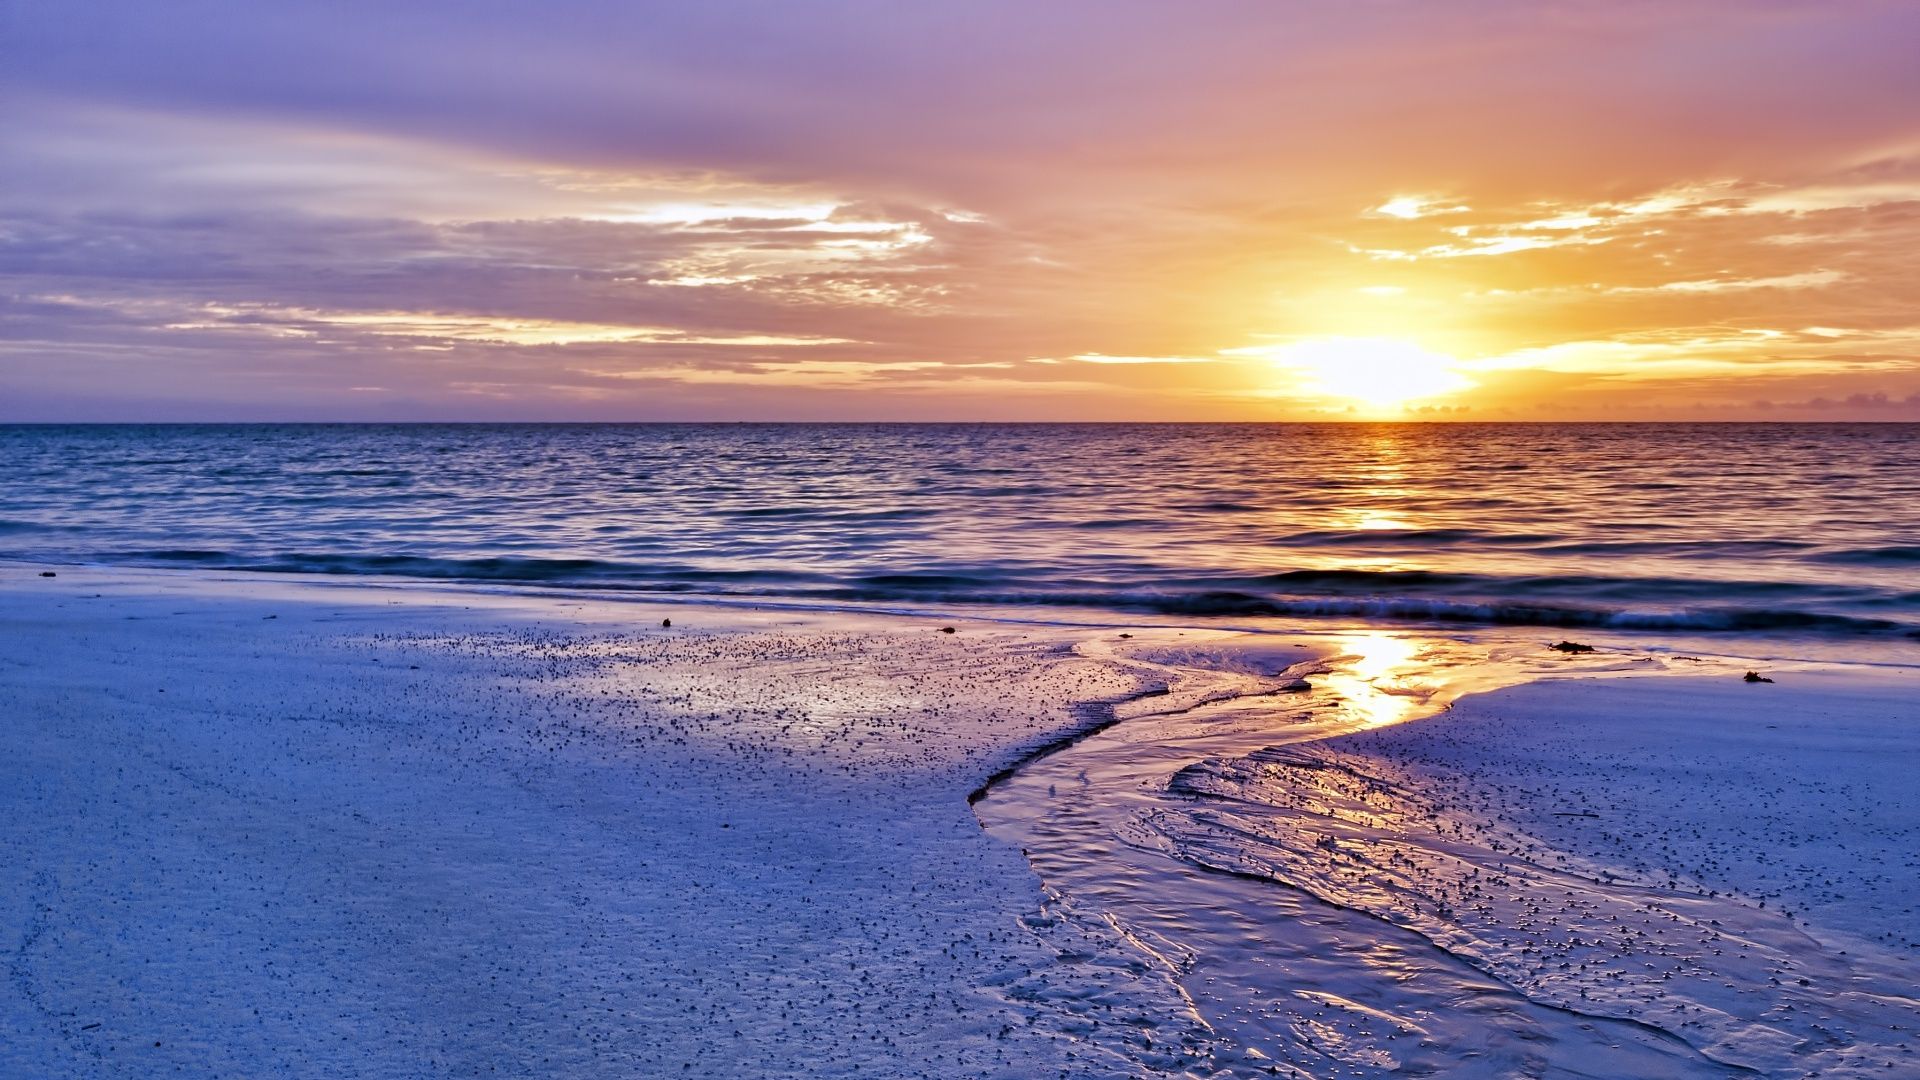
[1340,428,1418,535]
[1351,512,1413,531]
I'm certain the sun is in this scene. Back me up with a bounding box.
[1268,337,1474,409]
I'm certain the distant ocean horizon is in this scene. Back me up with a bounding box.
[6,422,1918,641]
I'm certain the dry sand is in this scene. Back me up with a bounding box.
[0,566,1202,1078]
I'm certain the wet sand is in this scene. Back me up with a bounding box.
[4,565,1916,1077]
[979,632,1920,1077]
[1223,672,1920,1077]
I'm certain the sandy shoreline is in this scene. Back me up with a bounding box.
[1123,668,1920,1076]
[4,564,1917,1077]
[1,565,1215,1077]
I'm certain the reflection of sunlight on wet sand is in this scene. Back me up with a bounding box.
[1320,632,1433,727]
[1315,631,1519,729]
[1344,632,1418,680]
[1310,630,1745,732]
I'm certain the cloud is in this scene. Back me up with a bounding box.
[1067,353,1216,365]
[1365,196,1471,221]
[5,1,1920,418]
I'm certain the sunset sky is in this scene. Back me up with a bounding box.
[5,1,1920,421]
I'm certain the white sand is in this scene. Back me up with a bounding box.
[0,566,1206,1078]
[5,565,1917,1078]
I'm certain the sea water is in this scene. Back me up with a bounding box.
[4,422,1917,640]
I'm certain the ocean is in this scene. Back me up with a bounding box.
[4,422,1917,640]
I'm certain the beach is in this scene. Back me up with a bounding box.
[4,563,1916,1077]
[10,0,1920,1068]
[0,566,1210,1077]
[1229,672,1920,1076]
[11,0,1920,1067]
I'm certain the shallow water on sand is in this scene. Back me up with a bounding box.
[4,423,1919,642]
[974,631,1920,1078]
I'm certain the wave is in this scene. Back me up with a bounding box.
[926,590,1904,635]
[1252,568,1483,589]
[16,548,1919,640]
[297,467,413,478]
[718,505,933,522]
[1274,528,1561,549]
[95,550,833,587]
[722,505,836,518]
[1166,501,1261,513]
[1274,533,1835,561]
[1538,538,1820,558]
[817,583,1917,637]
[1120,590,1910,636]
[1249,569,1877,604]
[1812,545,1920,566]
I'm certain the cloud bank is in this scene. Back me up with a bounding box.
[4,1,1920,419]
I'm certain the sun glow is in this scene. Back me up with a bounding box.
[1267,337,1474,409]
[1322,632,1430,728]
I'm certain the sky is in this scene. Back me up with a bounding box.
[4,1,1920,421]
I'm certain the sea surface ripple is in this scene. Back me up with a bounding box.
[4,422,1917,640]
